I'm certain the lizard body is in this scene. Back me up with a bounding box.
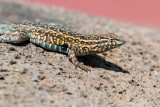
[0,22,125,71]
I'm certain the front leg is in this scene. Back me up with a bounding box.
[68,48,90,71]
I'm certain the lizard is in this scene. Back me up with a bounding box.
[0,22,125,71]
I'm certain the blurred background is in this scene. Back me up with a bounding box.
[21,0,160,27]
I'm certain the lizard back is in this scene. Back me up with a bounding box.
[0,23,125,55]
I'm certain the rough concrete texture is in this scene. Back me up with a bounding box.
[0,1,160,107]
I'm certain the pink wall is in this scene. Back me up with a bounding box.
[23,0,160,27]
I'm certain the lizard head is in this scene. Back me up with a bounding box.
[102,33,125,48]
[90,33,125,53]
[75,33,125,55]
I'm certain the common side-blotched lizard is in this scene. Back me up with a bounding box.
[0,22,125,71]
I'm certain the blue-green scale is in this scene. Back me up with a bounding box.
[30,38,68,54]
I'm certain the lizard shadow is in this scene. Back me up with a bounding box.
[10,40,30,46]
[77,55,130,74]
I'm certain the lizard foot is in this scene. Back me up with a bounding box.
[68,48,91,72]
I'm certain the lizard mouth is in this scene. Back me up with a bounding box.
[105,40,125,50]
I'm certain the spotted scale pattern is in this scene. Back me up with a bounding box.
[0,23,125,56]
[0,22,125,71]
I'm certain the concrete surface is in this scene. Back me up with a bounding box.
[0,1,160,107]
